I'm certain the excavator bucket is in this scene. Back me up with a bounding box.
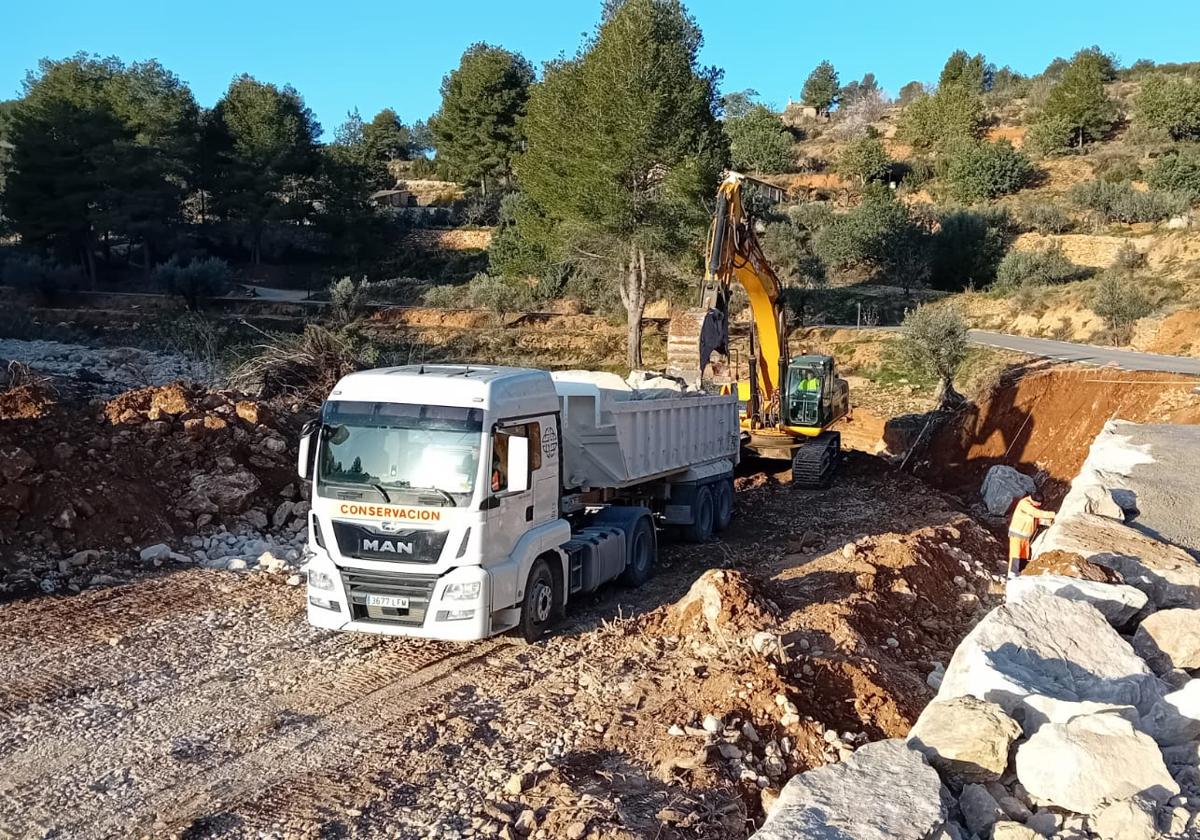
[667,307,731,387]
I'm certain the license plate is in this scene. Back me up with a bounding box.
[366,594,410,609]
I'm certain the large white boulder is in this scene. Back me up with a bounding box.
[1144,681,1200,747]
[751,740,947,840]
[936,589,1162,730]
[1037,513,1200,610]
[1015,712,1179,814]
[1006,574,1148,627]
[981,466,1037,517]
[908,696,1022,785]
[1132,609,1200,673]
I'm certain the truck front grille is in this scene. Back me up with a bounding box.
[340,568,438,626]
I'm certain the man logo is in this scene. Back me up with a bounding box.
[361,538,414,555]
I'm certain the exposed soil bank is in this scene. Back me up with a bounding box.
[918,366,1200,501]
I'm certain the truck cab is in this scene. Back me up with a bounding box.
[299,364,739,643]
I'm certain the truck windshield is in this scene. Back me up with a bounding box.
[317,402,484,505]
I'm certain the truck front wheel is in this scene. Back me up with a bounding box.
[519,558,556,643]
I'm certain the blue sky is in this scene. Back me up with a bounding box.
[4,0,1198,138]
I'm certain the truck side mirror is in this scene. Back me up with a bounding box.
[298,419,319,480]
[506,436,530,493]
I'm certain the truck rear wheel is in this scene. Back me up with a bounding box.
[682,485,714,543]
[714,479,734,532]
[618,515,656,587]
[519,558,556,643]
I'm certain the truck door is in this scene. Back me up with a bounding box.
[487,417,557,563]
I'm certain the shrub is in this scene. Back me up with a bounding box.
[1146,147,1200,203]
[814,197,931,291]
[1111,242,1146,271]
[727,105,795,173]
[1135,75,1200,141]
[1,253,75,302]
[943,140,1035,202]
[227,324,365,402]
[994,247,1079,289]
[929,208,1013,291]
[1069,180,1190,223]
[836,135,891,185]
[422,273,536,313]
[1018,202,1074,234]
[898,85,984,150]
[1093,155,1143,184]
[488,192,552,279]
[1090,271,1154,343]
[328,276,370,325]
[899,305,970,407]
[152,257,234,310]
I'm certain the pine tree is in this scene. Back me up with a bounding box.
[801,61,839,114]
[1032,52,1116,150]
[516,0,728,367]
[429,44,533,195]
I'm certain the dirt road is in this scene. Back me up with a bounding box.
[0,456,1002,840]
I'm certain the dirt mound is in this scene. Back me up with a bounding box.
[920,367,1200,501]
[1024,549,1123,583]
[658,569,778,640]
[0,382,299,592]
[0,383,54,420]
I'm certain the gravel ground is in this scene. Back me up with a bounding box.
[0,456,998,840]
[0,338,211,395]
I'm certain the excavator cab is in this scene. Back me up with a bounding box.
[786,358,826,427]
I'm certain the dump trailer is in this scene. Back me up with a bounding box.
[298,364,740,642]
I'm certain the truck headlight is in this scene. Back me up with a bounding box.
[442,581,481,601]
[309,569,336,591]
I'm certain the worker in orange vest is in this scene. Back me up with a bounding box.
[1008,493,1056,578]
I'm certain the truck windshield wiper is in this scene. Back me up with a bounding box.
[382,482,458,507]
[369,483,394,503]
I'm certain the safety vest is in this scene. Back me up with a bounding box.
[1009,496,1053,539]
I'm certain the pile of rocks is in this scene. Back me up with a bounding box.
[753,421,1200,840]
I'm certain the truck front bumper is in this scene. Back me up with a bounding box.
[305,554,493,641]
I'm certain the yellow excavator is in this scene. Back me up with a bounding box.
[669,172,850,486]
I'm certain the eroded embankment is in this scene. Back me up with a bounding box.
[919,366,1200,501]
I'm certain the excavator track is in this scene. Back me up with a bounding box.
[791,431,841,488]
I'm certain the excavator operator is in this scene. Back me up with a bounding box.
[791,370,822,424]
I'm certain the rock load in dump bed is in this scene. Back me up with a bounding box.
[751,419,1200,840]
[550,369,739,491]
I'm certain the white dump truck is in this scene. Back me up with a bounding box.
[298,364,739,642]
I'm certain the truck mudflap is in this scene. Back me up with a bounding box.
[305,551,494,641]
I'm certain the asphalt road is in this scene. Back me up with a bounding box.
[967,330,1200,376]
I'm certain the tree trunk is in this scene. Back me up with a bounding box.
[617,243,645,370]
[937,376,966,410]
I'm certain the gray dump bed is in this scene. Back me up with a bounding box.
[551,371,740,491]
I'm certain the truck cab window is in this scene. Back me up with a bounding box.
[491,423,542,493]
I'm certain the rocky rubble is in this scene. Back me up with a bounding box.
[1,380,306,597]
[749,420,1200,840]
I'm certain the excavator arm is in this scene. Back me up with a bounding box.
[701,172,788,414]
